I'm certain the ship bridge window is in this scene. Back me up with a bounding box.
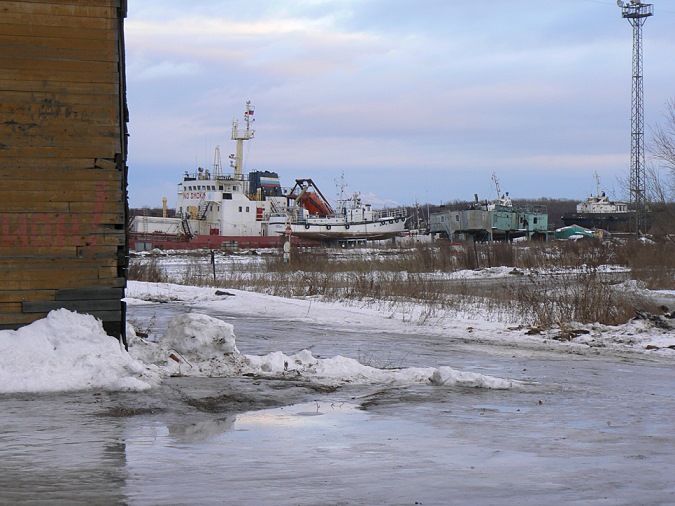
[233,186,238,191]
[223,193,232,200]
[533,217,538,224]
[455,215,459,222]
[238,206,243,212]
[219,185,224,190]
[246,206,250,212]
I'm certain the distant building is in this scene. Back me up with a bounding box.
[0,1,129,341]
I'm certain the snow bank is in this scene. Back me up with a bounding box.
[241,349,521,389]
[162,313,238,356]
[127,311,521,389]
[128,313,242,377]
[0,309,160,394]
[2,307,516,394]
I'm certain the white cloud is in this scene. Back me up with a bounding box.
[130,60,202,81]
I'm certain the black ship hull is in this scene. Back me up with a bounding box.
[561,212,632,233]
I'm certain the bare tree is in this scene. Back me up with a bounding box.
[648,98,675,202]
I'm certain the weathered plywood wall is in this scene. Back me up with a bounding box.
[0,0,129,340]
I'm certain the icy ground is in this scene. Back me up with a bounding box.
[0,275,674,504]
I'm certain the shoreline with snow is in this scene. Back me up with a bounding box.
[0,277,672,395]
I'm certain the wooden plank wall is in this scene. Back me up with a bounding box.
[0,0,129,341]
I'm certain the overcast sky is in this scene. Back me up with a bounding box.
[124,0,674,209]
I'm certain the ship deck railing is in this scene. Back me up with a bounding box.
[294,207,407,223]
[375,207,407,219]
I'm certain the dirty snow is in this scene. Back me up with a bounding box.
[0,309,160,393]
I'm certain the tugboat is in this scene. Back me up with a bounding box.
[561,173,633,233]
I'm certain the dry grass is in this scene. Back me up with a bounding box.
[128,237,673,328]
[127,256,167,283]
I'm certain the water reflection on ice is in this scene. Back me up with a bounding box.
[235,402,362,428]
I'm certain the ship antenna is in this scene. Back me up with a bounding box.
[335,173,346,209]
[229,100,255,181]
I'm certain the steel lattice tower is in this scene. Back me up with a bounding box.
[619,1,653,236]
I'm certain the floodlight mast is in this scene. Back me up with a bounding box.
[619,0,653,237]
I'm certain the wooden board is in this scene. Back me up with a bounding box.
[2,276,125,292]
[1,90,120,107]
[1,2,116,18]
[5,0,120,6]
[0,167,122,182]
[0,78,121,95]
[0,33,118,54]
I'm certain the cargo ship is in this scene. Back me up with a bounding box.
[129,102,407,250]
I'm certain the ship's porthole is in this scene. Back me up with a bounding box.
[345,224,350,229]
[305,224,310,229]
[326,225,332,230]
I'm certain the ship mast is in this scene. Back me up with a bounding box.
[213,145,223,179]
[229,101,255,181]
[594,171,600,196]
